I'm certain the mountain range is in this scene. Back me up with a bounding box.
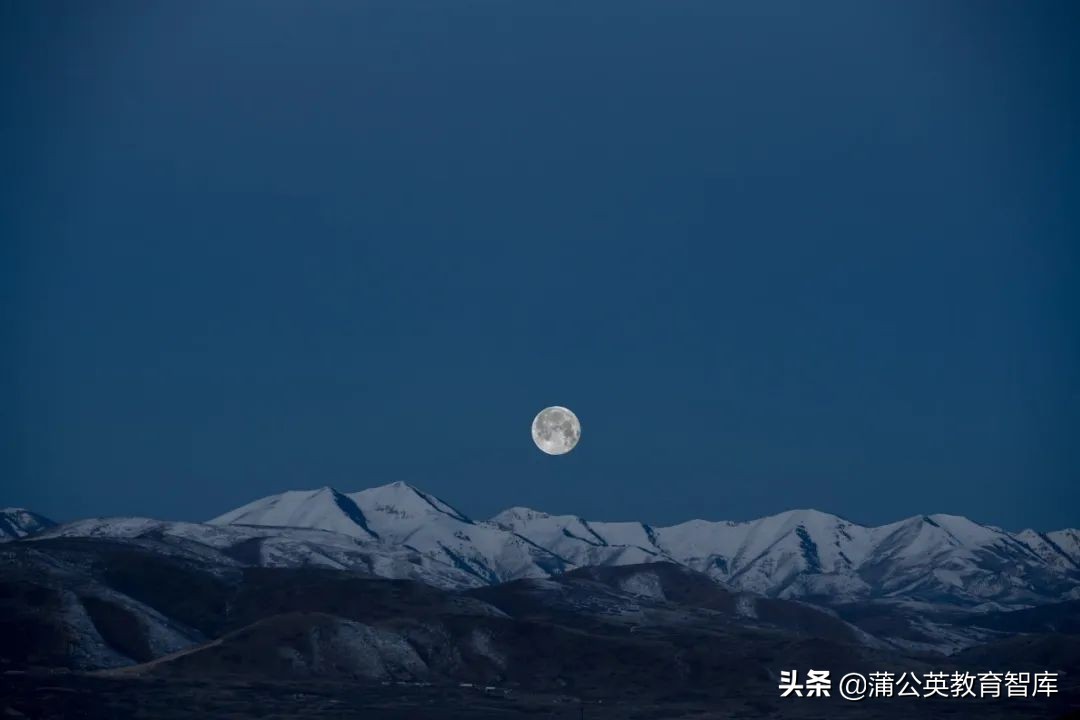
[3,484,1078,718]
[206,482,1080,609]
[11,482,1080,611]
[6,483,1079,653]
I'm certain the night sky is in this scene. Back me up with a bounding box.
[4,1,1078,530]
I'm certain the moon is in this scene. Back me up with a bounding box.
[531,406,581,455]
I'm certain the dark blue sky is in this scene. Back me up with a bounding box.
[3,1,1078,530]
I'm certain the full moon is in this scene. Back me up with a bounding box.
[531,406,581,455]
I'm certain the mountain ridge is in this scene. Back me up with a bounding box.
[9,482,1080,658]
[201,483,1080,609]
[0,507,56,540]
[16,482,1080,612]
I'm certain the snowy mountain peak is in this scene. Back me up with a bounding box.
[755,508,851,532]
[211,483,567,585]
[490,507,552,525]
[1014,528,1080,572]
[0,508,56,540]
[209,487,377,540]
[206,483,1079,608]
[348,482,471,525]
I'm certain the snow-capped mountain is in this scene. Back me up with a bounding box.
[497,506,1080,607]
[202,482,1080,609]
[0,508,55,540]
[7,486,1079,668]
[345,482,570,582]
[22,482,1079,610]
[490,506,666,568]
[1013,528,1080,573]
[210,482,569,584]
[210,487,378,541]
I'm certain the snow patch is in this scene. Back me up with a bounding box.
[617,571,666,600]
